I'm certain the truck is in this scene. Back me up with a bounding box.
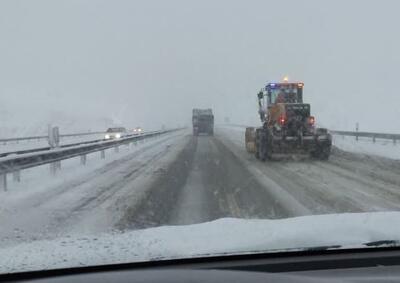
[245,80,331,160]
[192,108,214,136]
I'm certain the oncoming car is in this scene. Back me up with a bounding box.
[104,127,128,140]
[133,127,143,135]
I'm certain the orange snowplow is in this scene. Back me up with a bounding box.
[246,80,331,160]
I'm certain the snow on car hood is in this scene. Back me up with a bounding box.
[1,211,400,274]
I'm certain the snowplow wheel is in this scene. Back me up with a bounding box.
[312,128,332,160]
[258,129,272,162]
[259,131,267,161]
[245,127,256,153]
[254,129,261,159]
[312,143,331,160]
[318,144,331,160]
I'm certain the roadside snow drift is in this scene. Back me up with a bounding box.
[332,135,400,160]
[1,211,400,274]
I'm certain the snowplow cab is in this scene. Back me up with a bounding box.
[265,82,303,105]
[263,82,310,131]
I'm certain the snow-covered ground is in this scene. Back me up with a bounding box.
[332,135,400,160]
[0,133,167,195]
[0,130,188,247]
[1,126,400,275]
[1,211,399,273]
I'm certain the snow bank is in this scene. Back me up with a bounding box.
[333,135,400,160]
[1,212,400,274]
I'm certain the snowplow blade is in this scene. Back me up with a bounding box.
[245,127,256,153]
[270,129,332,160]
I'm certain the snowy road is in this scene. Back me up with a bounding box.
[217,127,400,214]
[1,127,400,248]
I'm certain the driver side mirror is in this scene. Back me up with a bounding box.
[257,91,264,99]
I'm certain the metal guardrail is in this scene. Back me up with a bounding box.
[59,131,105,138]
[225,124,399,144]
[0,137,109,158]
[0,135,48,143]
[0,131,105,144]
[330,130,400,143]
[0,129,180,191]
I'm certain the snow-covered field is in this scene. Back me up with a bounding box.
[0,130,188,247]
[332,135,400,160]
[0,133,171,195]
[1,211,399,273]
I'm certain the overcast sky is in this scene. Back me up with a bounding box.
[1,0,400,134]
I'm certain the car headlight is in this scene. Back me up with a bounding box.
[105,134,110,139]
[115,133,121,138]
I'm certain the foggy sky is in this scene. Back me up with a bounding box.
[1,0,400,135]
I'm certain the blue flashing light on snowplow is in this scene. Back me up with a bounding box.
[266,82,304,89]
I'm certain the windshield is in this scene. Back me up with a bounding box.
[269,85,301,104]
[1,0,400,275]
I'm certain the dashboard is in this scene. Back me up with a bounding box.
[2,247,400,282]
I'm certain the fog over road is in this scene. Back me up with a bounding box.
[1,127,400,248]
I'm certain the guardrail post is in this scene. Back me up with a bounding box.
[114,146,119,153]
[80,155,87,165]
[50,163,57,176]
[49,161,61,174]
[0,174,7,191]
[373,136,376,143]
[356,123,359,141]
[12,171,21,182]
[394,138,397,145]
[101,150,105,159]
